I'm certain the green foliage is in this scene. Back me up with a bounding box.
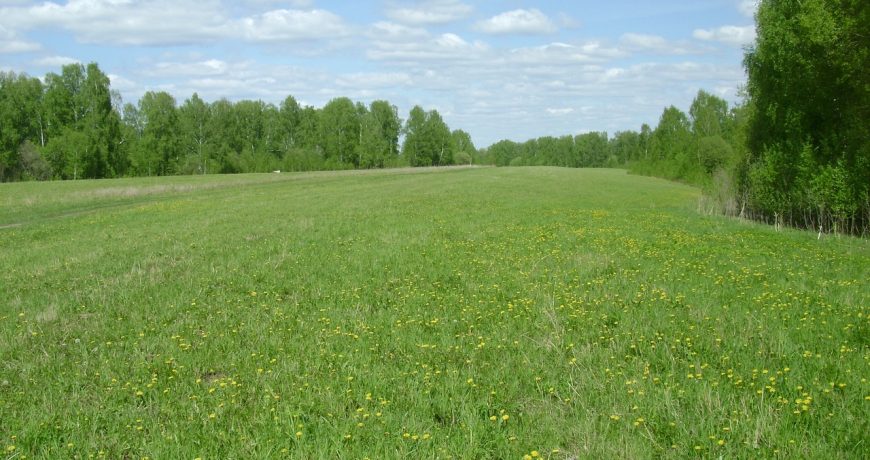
[357,112,387,168]
[1,63,123,180]
[0,71,43,180]
[451,129,477,164]
[810,161,856,222]
[697,135,733,174]
[402,106,454,166]
[136,91,181,176]
[689,90,730,139]
[480,133,612,168]
[370,100,402,157]
[320,97,360,165]
[743,0,869,232]
[575,132,609,167]
[17,141,52,180]
[0,62,456,181]
[453,150,472,165]
[178,93,212,174]
[355,101,401,169]
[43,127,89,180]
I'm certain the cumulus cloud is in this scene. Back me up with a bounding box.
[619,33,701,55]
[507,42,625,66]
[546,107,574,115]
[368,32,488,62]
[0,38,40,53]
[385,0,472,25]
[243,0,312,6]
[240,9,351,42]
[0,0,231,46]
[0,0,350,46]
[146,59,232,78]
[32,55,79,66]
[620,33,667,49]
[107,73,137,92]
[136,60,340,104]
[475,9,557,35]
[693,25,755,45]
[0,24,40,53]
[335,72,412,88]
[367,21,429,41]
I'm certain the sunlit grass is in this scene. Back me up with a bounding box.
[1,167,867,458]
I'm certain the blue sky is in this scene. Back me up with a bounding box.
[0,0,757,147]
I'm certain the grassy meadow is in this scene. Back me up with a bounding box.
[0,166,867,459]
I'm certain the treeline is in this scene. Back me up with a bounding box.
[741,0,868,235]
[0,63,477,181]
[481,131,614,168]
[478,88,744,182]
[478,89,745,193]
[480,0,868,235]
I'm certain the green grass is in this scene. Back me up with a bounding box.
[1,167,867,459]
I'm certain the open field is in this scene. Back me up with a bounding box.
[1,167,867,459]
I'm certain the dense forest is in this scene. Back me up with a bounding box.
[0,63,476,180]
[0,1,866,234]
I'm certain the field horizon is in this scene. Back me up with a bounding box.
[1,167,867,458]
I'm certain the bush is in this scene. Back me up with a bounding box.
[19,141,52,180]
[453,151,472,165]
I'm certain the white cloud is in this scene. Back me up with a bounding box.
[475,9,557,35]
[0,1,350,47]
[240,9,351,42]
[0,39,40,53]
[602,67,625,80]
[335,72,412,88]
[385,0,472,25]
[507,42,625,66]
[546,107,574,115]
[0,24,40,53]
[14,0,227,45]
[738,0,759,17]
[243,0,312,7]
[693,25,755,45]
[620,33,667,49]
[32,55,79,66]
[619,33,701,55]
[0,0,231,45]
[147,59,232,77]
[120,59,339,105]
[367,21,429,41]
[368,32,488,62]
[108,73,137,92]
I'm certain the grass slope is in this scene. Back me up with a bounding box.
[1,167,867,459]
